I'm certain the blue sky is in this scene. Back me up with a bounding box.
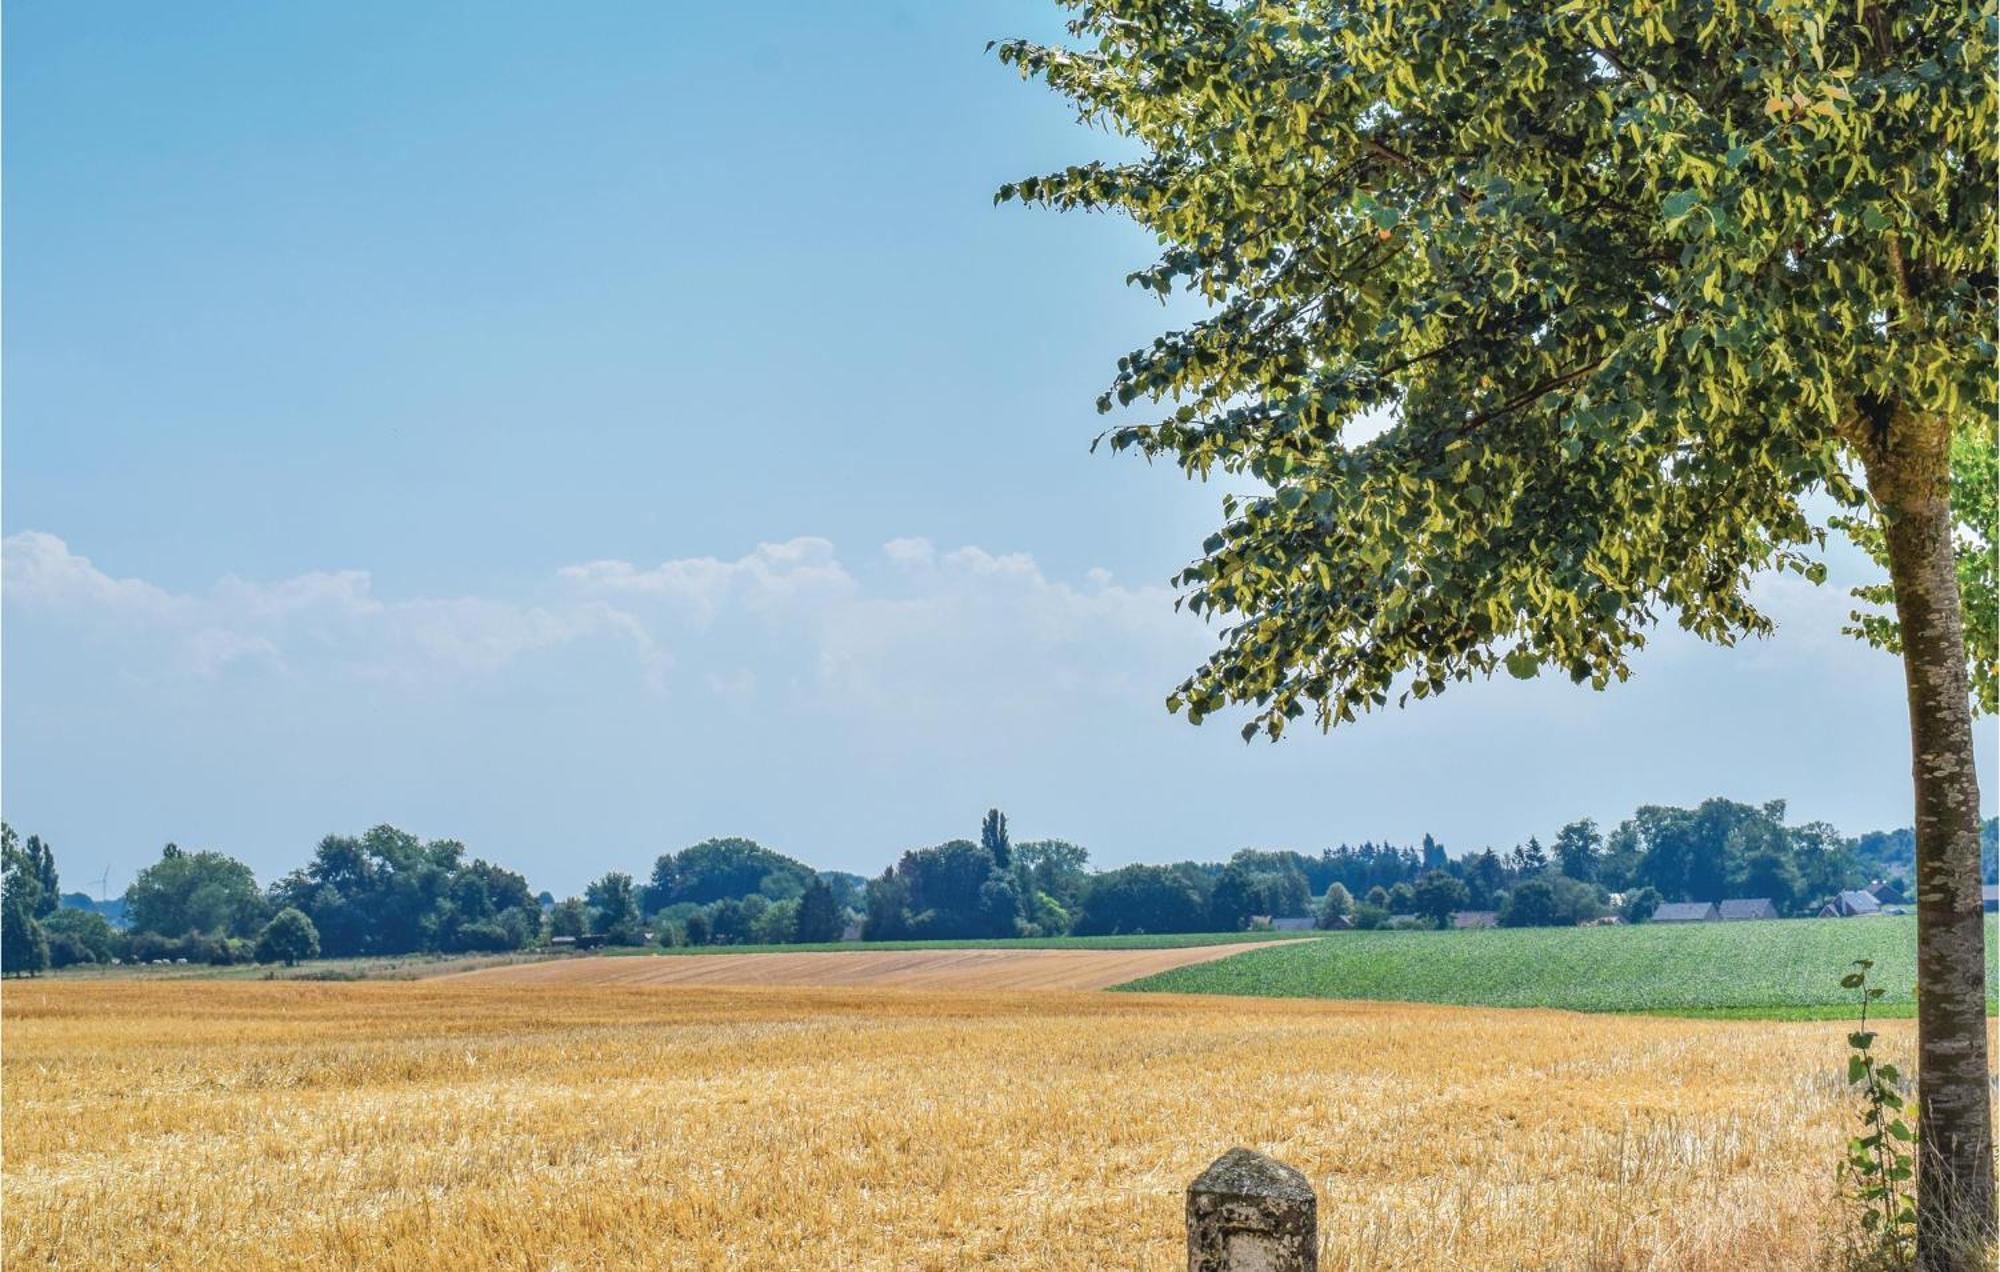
[5,1,1992,896]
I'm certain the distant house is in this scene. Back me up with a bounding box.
[1321,914,1355,931]
[839,921,864,942]
[1450,910,1499,929]
[1828,890,1882,918]
[1984,885,1999,914]
[1867,879,1908,904]
[1651,901,1719,923]
[1717,898,1779,922]
[1258,916,1316,932]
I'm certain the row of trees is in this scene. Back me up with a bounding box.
[2,826,322,974]
[7,800,1986,972]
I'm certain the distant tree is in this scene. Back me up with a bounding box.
[266,826,465,957]
[1364,886,1390,911]
[1411,871,1469,929]
[1500,880,1562,929]
[793,877,845,943]
[753,898,799,945]
[1014,840,1091,911]
[1350,903,1389,931]
[1385,882,1417,915]
[705,897,757,945]
[682,910,712,947]
[549,897,588,939]
[1419,834,1447,872]
[1208,864,1261,931]
[1464,851,1507,909]
[126,845,266,940]
[20,834,59,918]
[981,809,1012,870]
[42,908,117,964]
[2,824,52,918]
[1554,821,1602,883]
[1316,883,1354,929]
[1073,864,1208,936]
[1501,876,1605,929]
[1518,838,1550,874]
[1621,887,1663,925]
[1,886,49,977]
[861,868,910,942]
[645,838,817,911]
[872,838,1018,940]
[255,908,320,966]
[583,872,642,945]
[1738,848,1807,916]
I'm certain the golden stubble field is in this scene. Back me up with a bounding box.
[1,980,1902,1270]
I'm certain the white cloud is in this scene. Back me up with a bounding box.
[1,531,1203,713]
[3,532,665,685]
[558,536,854,624]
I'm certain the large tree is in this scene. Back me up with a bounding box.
[998,0,1994,1258]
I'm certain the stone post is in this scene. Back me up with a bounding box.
[1186,1147,1317,1272]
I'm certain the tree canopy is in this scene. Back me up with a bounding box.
[997,0,1993,738]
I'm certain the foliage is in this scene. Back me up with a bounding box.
[1411,871,1468,928]
[997,1,1993,741]
[583,872,643,945]
[1622,886,1664,924]
[866,827,1022,940]
[549,897,588,939]
[1839,959,1917,1269]
[643,837,817,911]
[2,823,60,919]
[42,908,118,966]
[794,876,846,943]
[126,845,267,940]
[1,888,50,977]
[256,908,321,966]
[1073,864,1210,935]
[1120,915,2000,1017]
[1316,882,1354,927]
[981,809,1011,870]
[1554,821,1602,883]
[267,827,536,957]
[1500,873,1607,927]
[1014,839,1092,913]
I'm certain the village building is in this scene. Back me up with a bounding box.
[1716,898,1779,922]
[1449,910,1499,929]
[1650,901,1718,923]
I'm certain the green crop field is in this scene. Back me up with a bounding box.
[1118,914,2000,1018]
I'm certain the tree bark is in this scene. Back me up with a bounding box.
[1865,424,1996,1270]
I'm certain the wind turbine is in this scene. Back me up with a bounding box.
[90,865,112,904]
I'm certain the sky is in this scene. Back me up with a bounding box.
[4,1,1993,898]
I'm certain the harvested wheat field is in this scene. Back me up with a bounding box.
[447,941,1294,991]
[1,980,1916,1270]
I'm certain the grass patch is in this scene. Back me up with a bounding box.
[1118,914,2000,1017]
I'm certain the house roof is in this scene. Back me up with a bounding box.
[1651,901,1717,922]
[1837,890,1882,914]
[1450,910,1499,929]
[1267,916,1316,931]
[1717,898,1778,920]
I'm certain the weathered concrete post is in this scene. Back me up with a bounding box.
[1186,1147,1317,1272]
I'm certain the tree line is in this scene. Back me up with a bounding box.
[5,798,1989,975]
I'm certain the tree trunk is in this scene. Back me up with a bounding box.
[1867,429,1996,1269]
